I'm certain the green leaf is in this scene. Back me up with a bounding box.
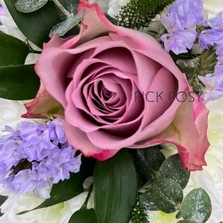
[15,0,48,13]
[0,64,40,100]
[179,188,212,223]
[198,47,217,76]
[49,12,84,37]
[68,209,98,223]
[94,149,138,223]
[0,32,30,66]
[134,146,165,180]
[139,188,159,211]
[5,0,61,47]
[151,178,183,213]
[159,154,190,189]
[18,157,95,215]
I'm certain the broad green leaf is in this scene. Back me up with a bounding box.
[134,146,165,180]
[0,64,40,100]
[15,0,48,13]
[49,12,84,37]
[151,178,183,213]
[94,149,138,223]
[18,157,95,215]
[0,32,30,66]
[139,188,159,211]
[179,188,212,223]
[5,0,61,47]
[68,209,98,223]
[160,154,190,189]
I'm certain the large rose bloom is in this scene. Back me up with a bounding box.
[30,0,209,170]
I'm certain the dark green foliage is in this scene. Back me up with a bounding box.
[129,198,149,223]
[116,0,175,29]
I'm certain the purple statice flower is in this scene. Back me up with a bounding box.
[161,29,197,54]
[199,73,223,102]
[161,0,203,54]
[0,118,81,198]
[199,74,223,103]
[199,13,223,50]
[198,12,223,102]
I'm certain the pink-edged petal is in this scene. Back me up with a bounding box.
[64,120,118,159]
[78,0,162,50]
[35,49,74,107]
[92,150,119,160]
[76,0,163,53]
[22,83,63,118]
[130,95,209,171]
[64,120,101,154]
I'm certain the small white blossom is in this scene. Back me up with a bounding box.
[0,186,87,223]
[88,0,110,12]
[107,0,130,18]
[87,0,130,18]
[0,0,26,41]
[0,98,26,132]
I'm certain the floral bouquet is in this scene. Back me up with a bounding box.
[0,0,223,222]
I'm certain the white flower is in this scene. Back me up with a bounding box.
[88,0,110,12]
[87,0,130,18]
[0,0,26,41]
[0,98,26,132]
[203,0,223,18]
[107,0,130,18]
[150,97,223,223]
[0,186,87,223]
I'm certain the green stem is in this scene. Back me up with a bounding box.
[52,0,71,17]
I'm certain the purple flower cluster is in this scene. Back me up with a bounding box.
[198,13,223,102]
[161,0,203,54]
[0,119,81,198]
[199,74,223,102]
[199,13,223,73]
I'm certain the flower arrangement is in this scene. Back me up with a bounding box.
[0,0,223,222]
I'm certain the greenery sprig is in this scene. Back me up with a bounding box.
[175,47,217,94]
[116,0,175,29]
